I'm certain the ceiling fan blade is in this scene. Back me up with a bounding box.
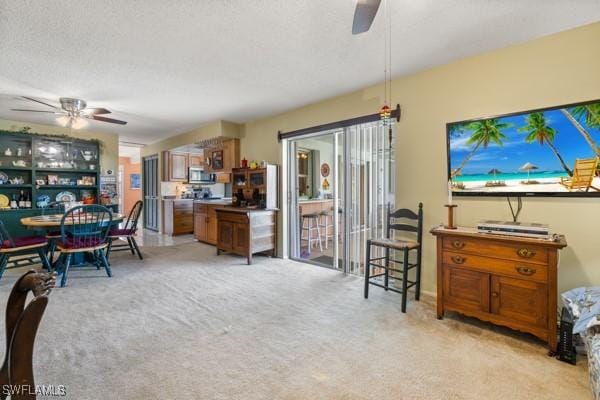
[10,109,60,113]
[21,96,60,110]
[352,0,382,35]
[85,107,111,115]
[89,115,127,125]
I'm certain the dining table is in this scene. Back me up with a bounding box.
[20,213,124,268]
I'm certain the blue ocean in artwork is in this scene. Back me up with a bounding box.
[454,171,568,183]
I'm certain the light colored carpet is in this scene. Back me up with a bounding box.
[0,241,590,400]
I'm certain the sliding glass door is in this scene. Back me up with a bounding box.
[286,120,394,276]
[287,130,344,270]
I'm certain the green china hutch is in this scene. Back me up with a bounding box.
[0,130,102,236]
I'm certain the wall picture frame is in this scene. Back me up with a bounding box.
[130,173,140,189]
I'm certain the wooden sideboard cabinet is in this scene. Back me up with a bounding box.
[215,208,277,264]
[431,227,567,352]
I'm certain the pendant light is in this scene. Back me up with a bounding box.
[377,0,393,148]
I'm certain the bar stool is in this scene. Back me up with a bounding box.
[364,203,423,313]
[319,210,335,249]
[301,213,323,254]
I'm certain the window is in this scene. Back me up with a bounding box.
[297,149,313,198]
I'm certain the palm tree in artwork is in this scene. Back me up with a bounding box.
[451,119,512,177]
[518,112,572,176]
[560,105,600,158]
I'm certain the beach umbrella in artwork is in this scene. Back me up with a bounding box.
[519,162,539,183]
[488,168,502,180]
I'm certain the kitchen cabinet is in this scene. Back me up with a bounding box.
[193,202,221,245]
[163,199,194,235]
[189,153,204,169]
[205,139,240,172]
[162,151,189,182]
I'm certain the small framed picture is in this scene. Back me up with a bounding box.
[35,179,46,186]
[130,173,140,189]
[47,175,58,185]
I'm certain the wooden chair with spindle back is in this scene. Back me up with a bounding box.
[106,200,144,262]
[364,203,423,312]
[54,205,113,287]
[0,270,56,400]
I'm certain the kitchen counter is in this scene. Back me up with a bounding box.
[193,198,231,205]
[214,207,279,213]
[298,198,334,204]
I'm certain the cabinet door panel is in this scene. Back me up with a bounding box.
[491,276,547,327]
[218,220,234,251]
[170,152,188,181]
[233,223,249,254]
[443,266,490,313]
[194,214,207,241]
[207,214,218,244]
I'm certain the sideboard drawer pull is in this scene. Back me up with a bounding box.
[452,240,465,249]
[517,248,536,259]
[451,255,466,264]
[515,266,537,276]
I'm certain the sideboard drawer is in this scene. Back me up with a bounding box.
[442,251,548,283]
[443,237,548,265]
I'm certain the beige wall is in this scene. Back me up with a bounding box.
[239,22,600,294]
[0,119,119,175]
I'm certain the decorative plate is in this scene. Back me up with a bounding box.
[0,194,9,208]
[56,191,76,203]
[0,171,8,184]
[36,194,50,208]
[321,163,330,178]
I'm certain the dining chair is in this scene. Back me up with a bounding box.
[0,270,55,400]
[0,220,51,280]
[106,200,143,262]
[54,204,113,287]
[364,203,423,313]
[42,200,68,265]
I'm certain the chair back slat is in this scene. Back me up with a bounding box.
[389,223,418,233]
[0,221,15,248]
[61,205,113,248]
[386,203,424,244]
[390,208,418,220]
[123,201,143,232]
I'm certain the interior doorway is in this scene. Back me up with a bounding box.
[285,121,395,276]
[142,154,159,231]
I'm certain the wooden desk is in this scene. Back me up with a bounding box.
[431,226,567,352]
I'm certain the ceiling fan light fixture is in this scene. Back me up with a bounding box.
[56,115,70,127]
[71,117,88,130]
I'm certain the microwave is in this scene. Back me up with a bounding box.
[188,168,216,184]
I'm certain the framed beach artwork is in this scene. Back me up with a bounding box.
[130,173,140,189]
[447,99,600,197]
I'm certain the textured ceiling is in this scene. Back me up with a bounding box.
[0,1,599,144]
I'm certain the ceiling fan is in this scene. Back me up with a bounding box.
[352,0,382,35]
[11,96,127,128]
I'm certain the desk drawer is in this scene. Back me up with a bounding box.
[442,251,548,283]
[443,237,548,265]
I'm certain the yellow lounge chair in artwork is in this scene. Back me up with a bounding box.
[560,157,600,192]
